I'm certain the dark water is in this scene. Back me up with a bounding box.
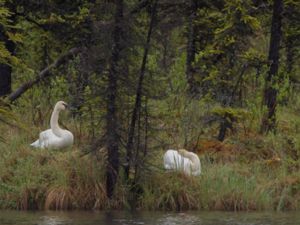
[0,211,299,225]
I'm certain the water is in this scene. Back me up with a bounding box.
[0,211,299,225]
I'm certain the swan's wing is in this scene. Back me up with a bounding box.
[30,130,53,148]
[31,128,74,149]
[183,159,193,175]
[164,150,185,170]
[40,129,62,148]
[164,150,178,170]
[183,153,201,176]
[191,153,201,176]
[39,129,56,140]
[30,129,59,148]
[61,129,74,146]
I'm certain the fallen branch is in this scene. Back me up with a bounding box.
[8,47,81,102]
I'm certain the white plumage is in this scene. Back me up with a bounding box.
[163,149,201,176]
[30,101,74,149]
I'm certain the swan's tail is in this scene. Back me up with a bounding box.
[30,140,40,148]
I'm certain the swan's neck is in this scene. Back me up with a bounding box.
[50,107,63,137]
[179,150,200,171]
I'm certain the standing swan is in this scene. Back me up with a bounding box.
[30,101,74,149]
[163,149,201,176]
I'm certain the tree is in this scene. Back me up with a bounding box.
[0,1,15,97]
[261,0,283,133]
[0,29,14,97]
[283,1,300,84]
[190,0,261,141]
[125,0,158,181]
[185,0,198,96]
[105,0,124,199]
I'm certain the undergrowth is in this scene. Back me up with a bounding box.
[0,105,300,211]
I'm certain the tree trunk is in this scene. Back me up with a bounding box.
[106,0,124,199]
[125,0,157,180]
[0,64,12,97]
[0,26,15,97]
[217,65,247,141]
[185,0,198,96]
[218,120,228,142]
[261,0,283,133]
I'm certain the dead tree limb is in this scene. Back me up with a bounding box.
[8,47,81,102]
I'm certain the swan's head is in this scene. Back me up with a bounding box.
[178,149,188,155]
[55,101,68,111]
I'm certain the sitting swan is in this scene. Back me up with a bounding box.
[30,101,74,149]
[163,149,201,176]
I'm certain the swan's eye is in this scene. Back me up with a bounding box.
[62,103,68,108]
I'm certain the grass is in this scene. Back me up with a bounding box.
[139,160,300,211]
[0,126,110,210]
[0,105,300,211]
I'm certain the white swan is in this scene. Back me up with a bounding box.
[163,149,201,176]
[30,101,74,149]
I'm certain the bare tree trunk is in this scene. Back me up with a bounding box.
[106,0,124,199]
[261,0,283,133]
[125,0,157,180]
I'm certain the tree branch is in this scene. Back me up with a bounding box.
[8,47,81,102]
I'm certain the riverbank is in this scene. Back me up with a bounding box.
[1,125,299,211]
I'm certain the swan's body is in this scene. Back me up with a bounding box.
[163,149,201,176]
[30,101,74,149]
